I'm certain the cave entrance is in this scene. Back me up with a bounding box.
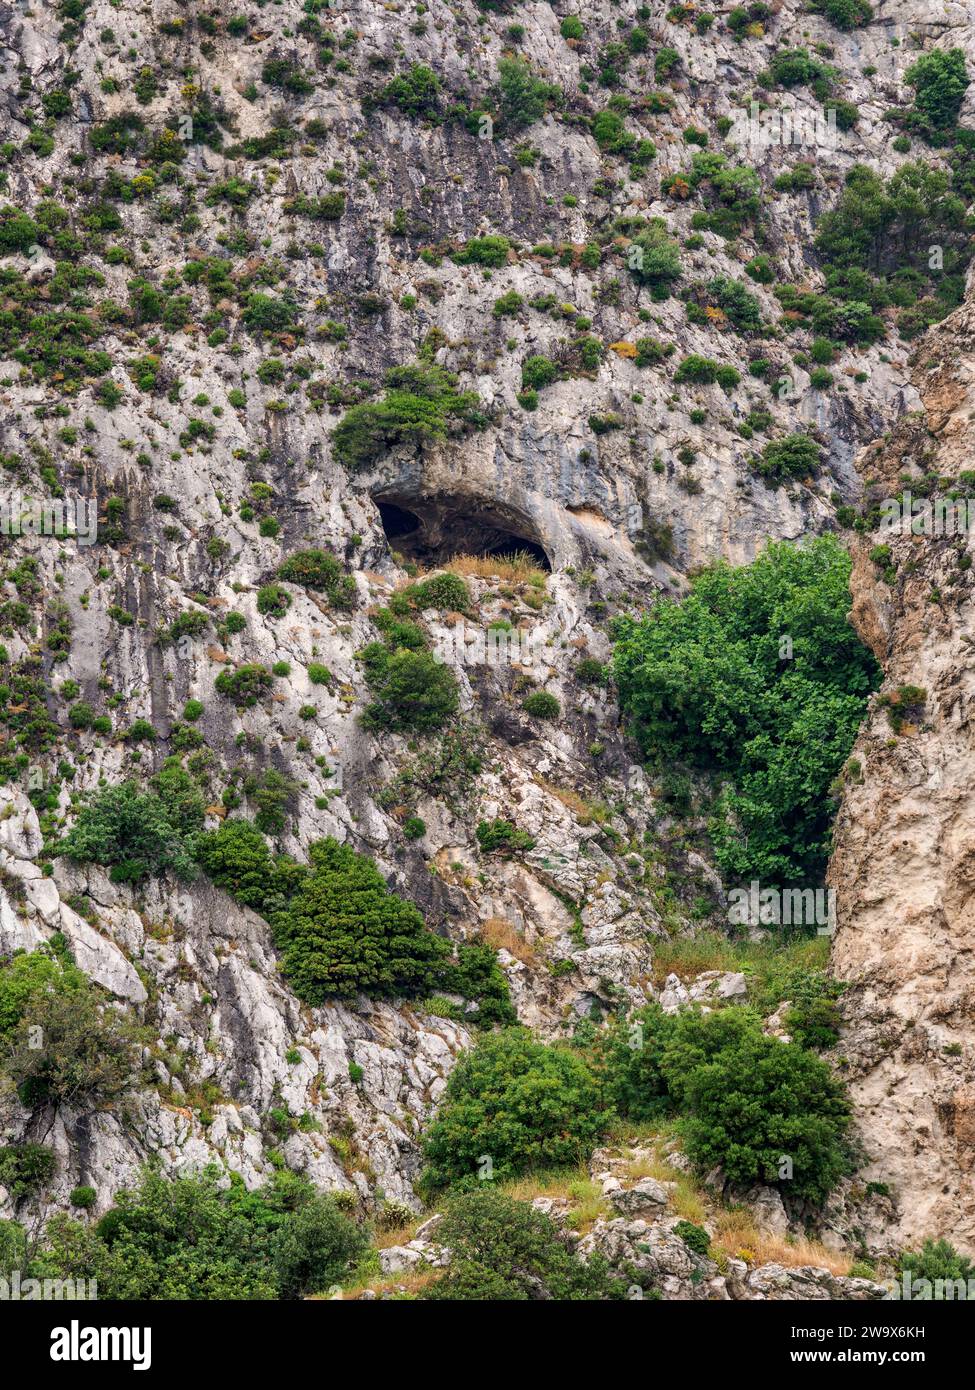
[375,501,421,542]
[373,494,551,571]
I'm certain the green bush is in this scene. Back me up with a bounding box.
[402,572,470,611]
[277,549,355,608]
[382,64,441,118]
[705,276,763,332]
[256,583,291,619]
[440,942,516,1027]
[522,690,560,719]
[601,1005,850,1204]
[905,48,969,139]
[58,781,197,883]
[476,819,536,856]
[271,836,449,1002]
[39,1168,364,1300]
[497,56,556,130]
[360,645,459,732]
[674,1220,710,1256]
[215,663,273,708]
[421,1029,607,1188]
[757,432,822,480]
[452,235,511,268]
[0,945,85,1040]
[271,1191,370,1298]
[521,355,559,391]
[810,0,871,29]
[680,1023,851,1202]
[613,536,879,884]
[0,1143,56,1199]
[3,976,138,1109]
[626,220,682,298]
[195,819,306,912]
[424,1189,621,1300]
[70,1186,97,1209]
[898,1238,974,1286]
[332,364,480,471]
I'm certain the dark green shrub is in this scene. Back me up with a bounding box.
[810,0,871,29]
[421,1029,607,1188]
[360,645,459,732]
[58,781,197,882]
[497,56,556,130]
[905,48,969,139]
[898,1238,974,1286]
[382,64,441,118]
[626,220,682,297]
[452,235,511,268]
[403,572,470,611]
[332,364,480,471]
[277,549,355,608]
[195,819,305,912]
[476,819,536,856]
[70,1185,97,1209]
[215,664,273,708]
[423,1189,621,1300]
[271,1192,369,1298]
[45,1168,363,1300]
[756,432,822,480]
[674,1220,710,1256]
[679,1024,851,1203]
[256,583,291,619]
[522,690,560,719]
[271,837,449,1002]
[521,355,559,390]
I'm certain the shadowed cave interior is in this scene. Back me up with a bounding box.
[374,497,551,570]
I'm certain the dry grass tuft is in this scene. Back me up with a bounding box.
[711,1208,852,1275]
[477,916,538,967]
[442,551,549,584]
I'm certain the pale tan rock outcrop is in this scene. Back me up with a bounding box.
[830,284,975,1255]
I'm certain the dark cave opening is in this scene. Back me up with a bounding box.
[375,500,421,541]
[373,495,552,571]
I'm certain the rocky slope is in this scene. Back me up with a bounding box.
[0,0,973,1292]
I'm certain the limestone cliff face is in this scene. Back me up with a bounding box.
[830,279,975,1254]
[0,0,972,1264]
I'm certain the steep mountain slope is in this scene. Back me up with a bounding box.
[0,0,973,1293]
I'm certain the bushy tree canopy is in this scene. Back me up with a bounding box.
[613,536,879,884]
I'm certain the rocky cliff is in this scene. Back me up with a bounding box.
[0,0,973,1296]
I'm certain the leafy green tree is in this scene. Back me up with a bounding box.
[35,1168,363,1300]
[58,781,197,883]
[613,536,879,884]
[905,48,969,138]
[0,944,85,1040]
[360,645,459,732]
[271,836,449,1003]
[421,1029,607,1188]
[497,57,556,129]
[678,1025,852,1203]
[424,1189,622,1299]
[4,981,138,1109]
